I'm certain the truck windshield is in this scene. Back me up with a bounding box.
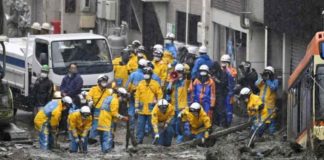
[51,39,112,75]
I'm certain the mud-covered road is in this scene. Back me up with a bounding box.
[0,110,319,160]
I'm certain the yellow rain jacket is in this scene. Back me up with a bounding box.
[152,60,168,86]
[180,107,211,135]
[127,54,138,73]
[169,79,191,111]
[151,104,175,134]
[163,51,174,65]
[247,94,269,123]
[113,57,129,87]
[256,81,277,110]
[86,85,111,109]
[135,80,163,115]
[34,100,64,131]
[68,111,92,137]
[97,95,123,131]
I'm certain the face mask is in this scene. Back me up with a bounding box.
[245,98,249,103]
[40,72,48,78]
[221,63,227,68]
[153,57,161,61]
[80,99,86,104]
[165,39,171,44]
[100,82,108,87]
[137,53,144,58]
[143,74,151,80]
[200,71,208,76]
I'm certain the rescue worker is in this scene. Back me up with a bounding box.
[113,49,130,87]
[239,87,268,137]
[151,99,175,146]
[126,59,148,133]
[135,68,163,144]
[41,22,51,34]
[152,49,168,87]
[190,65,216,120]
[87,75,112,140]
[191,46,213,79]
[34,96,73,150]
[166,63,191,143]
[132,40,142,52]
[136,45,147,60]
[31,65,53,115]
[236,61,259,94]
[164,33,177,65]
[31,22,41,35]
[255,66,278,135]
[220,54,236,127]
[68,106,92,153]
[60,63,83,99]
[127,46,139,73]
[97,88,129,153]
[210,61,228,127]
[177,102,211,143]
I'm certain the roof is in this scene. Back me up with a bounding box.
[34,33,106,42]
[288,32,324,89]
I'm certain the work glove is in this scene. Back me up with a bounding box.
[74,137,80,143]
[163,123,168,129]
[154,134,160,140]
[80,137,85,143]
[204,131,209,139]
[135,108,140,114]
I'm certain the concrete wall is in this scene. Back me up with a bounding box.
[167,0,202,24]
[247,26,265,74]
[153,2,168,37]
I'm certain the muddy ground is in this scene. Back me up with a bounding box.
[0,110,320,160]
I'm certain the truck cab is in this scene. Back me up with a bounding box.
[32,33,113,98]
[0,33,114,111]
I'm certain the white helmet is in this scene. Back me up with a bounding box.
[221,54,231,63]
[80,106,91,114]
[166,32,175,39]
[153,44,164,51]
[41,22,51,30]
[187,46,197,54]
[31,22,41,30]
[265,66,275,74]
[199,46,207,53]
[157,99,169,106]
[117,87,127,95]
[175,63,184,72]
[240,87,251,96]
[199,64,209,72]
[132,40,141,45]
[62,96,73,104]
[97,74,108,82]
[138,58,147,66]
[189,102,201,110]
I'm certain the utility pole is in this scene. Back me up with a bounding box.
[61,0,64,33]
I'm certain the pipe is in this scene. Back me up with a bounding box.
[282,33,286,90]
[202,0,207,46]
[24,33,30,96]
[60,0,64,34]
[240,0,250,29]
[264,26,268,68]
[185,0,190,45]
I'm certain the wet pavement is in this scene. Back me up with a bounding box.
[0,110,320,160]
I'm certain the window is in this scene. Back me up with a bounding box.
[176,11,201,45]
[35,42,48,65]
[51,39,112,75]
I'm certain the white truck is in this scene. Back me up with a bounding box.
[0,33,114,112]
